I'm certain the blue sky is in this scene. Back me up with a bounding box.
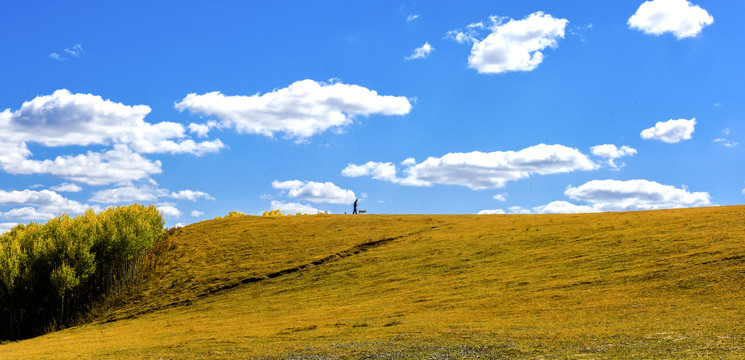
[1,0,743,230]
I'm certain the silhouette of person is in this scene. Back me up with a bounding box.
[353,199,358,214]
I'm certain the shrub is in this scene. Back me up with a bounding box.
[262,209,286,217]
[0,204,165,340]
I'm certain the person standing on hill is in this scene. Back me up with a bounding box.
[353,199,358,214]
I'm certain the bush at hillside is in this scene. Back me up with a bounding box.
[0,204,165,340]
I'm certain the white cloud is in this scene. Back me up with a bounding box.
[170,190,216,201]
[563,179,712,212]
[0,222,20,235]
[130,138,225,156]
[533,200,595,214]
[3,90,154,147]
[270,200,322,215]
[449,12,568,74]
[401,158,416,166]
[478,209,505,215]
[446,20,488,44]
[272,180,355,204]
[188,123,210,138]
[714,138,738,147]
[0,90,224,185]
[0,189,92,221]
[640,118,696,143]
[493,193,508,202]
[714,129,737,147]
[0,189,87,210]
[90,186,162,204]
[405,42,434,60]
[157,203,182,218]
[90,185,214,205]
[406,14,419,21]
[0,89,223,153]
[628,0,713,39]
[3,145,163,186]
[590,144,637,169]
[344,144,598,190]
[50,182,83,192]
[342,161,400,182]
[49,44,84,61]
[2,207,57,220]
[191,210,204,217]
[65,44,84,57]
[508,206,531,214]
[174,79,412,141]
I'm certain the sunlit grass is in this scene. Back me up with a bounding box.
[2,206,744,358]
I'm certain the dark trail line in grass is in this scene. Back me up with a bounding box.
[108,225,444,322]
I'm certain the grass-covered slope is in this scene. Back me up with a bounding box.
[2,207,744,359]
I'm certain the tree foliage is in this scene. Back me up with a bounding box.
[262,209,286,217]
[0,204,165,340]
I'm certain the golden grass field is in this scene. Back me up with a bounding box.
[1,206,744,359]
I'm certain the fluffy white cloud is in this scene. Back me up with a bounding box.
[2,207,57,220]
[628,0,713,39]
[191,210,204,217]
[449,12,568,74]
[344,144,598,190]
[188,122,211,138]
[0,189,87,210]
[0,90,224,185]
[0,189,92,220]
[493,193,508,202]
[590,144,637,169]
[174,79,412,141]
[563,179,712,212]
[272,180,355,204]
[3,145,163,186]
[401,158,417,166]
[170,190,215,201]
[89,185,215,205]
[0,222,20,235]
[342,161,400,182]
[405,42,434,60]
[533,201,595,214]
[157,203,182,218]
[0,90,221,155]
[50,182,83,192]
[406,14,419,21]
[90,186,161,204]
[270,201,322,215]
[129,138,225,156]
[640,118,696,143]
[508,206,531,214]
[478,209,505,215]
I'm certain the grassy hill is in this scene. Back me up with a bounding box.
[1,206,744,359]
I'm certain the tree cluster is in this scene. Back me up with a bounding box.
[0,204,165,340]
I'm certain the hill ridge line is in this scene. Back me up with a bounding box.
[107,224,443,323]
